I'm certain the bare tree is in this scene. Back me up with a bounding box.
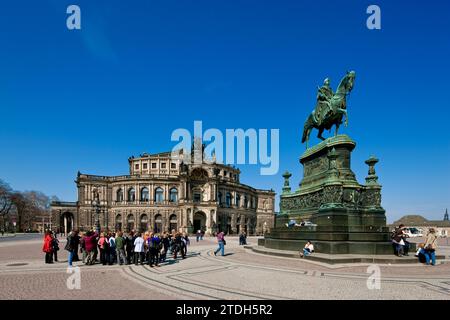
[1,178,58,232]
[0,180,13,231]
[10,192,30,232]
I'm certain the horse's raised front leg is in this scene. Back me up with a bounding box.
[317,128,325,141]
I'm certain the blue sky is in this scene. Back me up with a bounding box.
[0,0,449,223]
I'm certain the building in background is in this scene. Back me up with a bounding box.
[390,210,450,237]
[51,144,275,236]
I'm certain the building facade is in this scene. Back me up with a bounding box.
[390,212,450,237]
[51,149,275,236]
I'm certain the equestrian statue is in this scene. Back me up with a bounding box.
[301,71,355,148]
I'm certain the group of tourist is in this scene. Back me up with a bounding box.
[43,229,193,267]
[43,229,229,266]
[392,224,438,266]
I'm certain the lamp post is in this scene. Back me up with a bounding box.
[92,192,101,234]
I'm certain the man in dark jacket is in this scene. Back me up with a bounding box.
[65,230,79,267]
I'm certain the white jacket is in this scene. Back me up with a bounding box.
[134,237,145,253]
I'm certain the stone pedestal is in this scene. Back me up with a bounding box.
[265,134,399,255]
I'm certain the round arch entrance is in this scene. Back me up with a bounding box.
[193,211,207,233]
[60,212,74,236]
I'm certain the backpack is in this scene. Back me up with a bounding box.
[390,229,397,240]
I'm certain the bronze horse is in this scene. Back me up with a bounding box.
[301,71,355,148]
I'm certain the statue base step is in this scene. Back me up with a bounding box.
[246,244,442,265]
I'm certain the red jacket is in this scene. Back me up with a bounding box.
[84,232,98,252]
[42,235,53,253]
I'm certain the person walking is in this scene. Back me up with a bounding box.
[43,230,54,264]
[424,228,438,266]
[115,231,126,265]
[134,232,145,265]
[51,232,60,262]
[196,230,201,242]
[65,230,79,267]
[213,231,226,256]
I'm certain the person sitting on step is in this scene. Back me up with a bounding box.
[299,241,314,258]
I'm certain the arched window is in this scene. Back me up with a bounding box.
[169,188,178,203]
[141,187,149,202]
[128,188,135,202]
[140,214,148,232]
[226,192,232,208]
[244,196,249,208]
[116,189,123,202]
[236,194,241,207]
[155,187,164,203]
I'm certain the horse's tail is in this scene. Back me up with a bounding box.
[301,114,312,143]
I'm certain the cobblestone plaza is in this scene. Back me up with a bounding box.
[1,234,449,300]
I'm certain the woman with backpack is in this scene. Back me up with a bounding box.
[423,228,438,266]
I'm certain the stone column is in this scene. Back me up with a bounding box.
[231,213,237,234]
